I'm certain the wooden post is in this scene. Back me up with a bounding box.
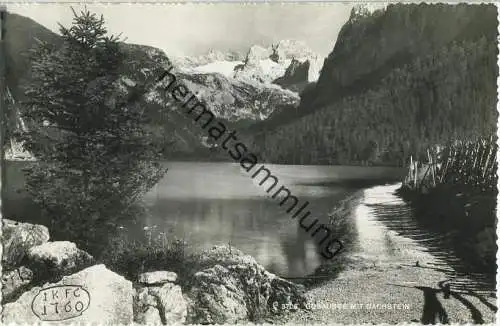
[414,162,418,189]
[427,150,434,187]
[410,161,414,187]
[430,155,436,187]
[482,144,493,179]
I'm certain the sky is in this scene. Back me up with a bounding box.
[7,3,355,58]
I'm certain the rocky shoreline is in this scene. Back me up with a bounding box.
[1,218,308,324]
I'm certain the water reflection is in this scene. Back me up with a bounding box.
[131,161,494,291]
[135,162,399,277]
[279,223,320,277]
[4,160,494,292]
[138,195,346,277]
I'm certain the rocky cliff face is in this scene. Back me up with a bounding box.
[253,3,498,165]
[302,3,497,110]
[180,72,299,121]
[273,58,311,93]
[108,43,300,155]
[271,40,323,82]
[233,40,323,85]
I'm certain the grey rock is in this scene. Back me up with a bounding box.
[1,266,34,302]
[27,241,94,277]
[2,219,50,269]
[134,283,187,325]
[138,271,178,285]
[136,286,158,307]
[189,265,249,324]
[150,283,187,324]
[187,245,307,324]
[2,264,133,324]
[136,306,163,325]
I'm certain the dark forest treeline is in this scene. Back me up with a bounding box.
[253,37,497,166]
[248,4,498,166]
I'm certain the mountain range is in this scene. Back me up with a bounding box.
[249,3,498,165]
[4,3,498,166]
[3,12,322,159]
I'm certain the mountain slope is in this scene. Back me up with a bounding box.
[4,12,299,158]
[5,13,62,99]
[272,58,311,93]
[180,72,299,121]
[307,3,497,110]
[251,3,497,133]
[249,3,498,166]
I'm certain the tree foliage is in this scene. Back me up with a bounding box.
[255,37,497,166]
[19,9,167,250]
[250,4,497,167]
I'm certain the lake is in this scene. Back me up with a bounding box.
[139,162,404,278]
[4,161,493,292]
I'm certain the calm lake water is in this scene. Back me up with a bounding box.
[4,161,494,292]
[139,162,404,278]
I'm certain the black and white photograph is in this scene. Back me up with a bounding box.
[1,1,498,324]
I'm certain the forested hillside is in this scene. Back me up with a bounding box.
[250,4,498,166]
[3,13,298,160]
[4,14,62,99]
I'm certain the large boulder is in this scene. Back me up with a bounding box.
[149,283,188,324]
[188,264,254,324]
[2,219,50,269]
[134,282,187,325]
[135,306,163,325]
[27,241,94,278]
[1,266,34,302]
[134,287,162,324]
[2,264,133,324]
[187,245,307,324]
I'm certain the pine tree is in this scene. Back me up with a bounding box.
[19,9,167,251]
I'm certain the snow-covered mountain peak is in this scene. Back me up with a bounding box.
[174,40,324,94]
